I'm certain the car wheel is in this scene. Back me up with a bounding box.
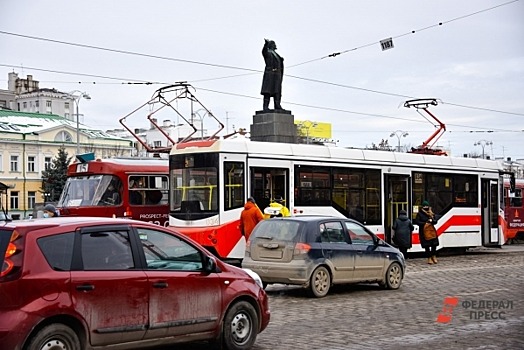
[26,323,81,350]
[222,301,258,350]
[309,266,331,298]
[383,262,403,290]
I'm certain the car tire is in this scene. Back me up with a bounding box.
[382,262,403,290]
[222,301,259,350]
[309,265,331,298]
[26,323,81,350]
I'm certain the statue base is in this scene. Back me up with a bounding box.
[250,111,296,143]
[255,109,292,115]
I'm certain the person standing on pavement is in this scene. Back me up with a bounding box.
[392,209,414,257]
[414,200,439,264]
[239,197,264,241]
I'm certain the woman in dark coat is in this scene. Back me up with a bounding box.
[414,200,440,264]
[392,209,414,257]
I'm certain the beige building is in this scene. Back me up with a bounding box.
[0,109,134,219]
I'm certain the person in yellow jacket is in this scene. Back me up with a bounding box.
[264,195,290,218]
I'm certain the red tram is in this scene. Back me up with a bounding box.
[57,157,170,226]
[504,178,524,241]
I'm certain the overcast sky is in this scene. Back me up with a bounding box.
[1,0,523,160]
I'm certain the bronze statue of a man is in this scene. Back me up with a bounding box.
[261,39,285,111]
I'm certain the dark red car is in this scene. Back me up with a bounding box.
[0,217,270,350]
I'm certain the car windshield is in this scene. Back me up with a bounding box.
[58,175,120,207]
[252,220,302,241]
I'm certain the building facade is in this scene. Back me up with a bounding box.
[0,72,77,121]
[0,110,133,219]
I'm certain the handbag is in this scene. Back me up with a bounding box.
[423,223,437,240]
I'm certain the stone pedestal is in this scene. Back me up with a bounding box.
[250,110,296,143]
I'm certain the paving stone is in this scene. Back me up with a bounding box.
[163,245,524,350]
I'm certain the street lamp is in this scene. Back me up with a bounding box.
[67,91,91,155]
[474,140,493,159]
[299,120,318,144]
[192,109,208,139]
[390,130,409,152]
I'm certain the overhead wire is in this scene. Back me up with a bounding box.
[0,0,521,131]
[288,0,521,68]
[195,87,520,133]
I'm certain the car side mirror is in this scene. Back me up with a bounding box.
[203,255,218,274]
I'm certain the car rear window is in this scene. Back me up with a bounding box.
[252,220,302,241]
[38,232,75,271]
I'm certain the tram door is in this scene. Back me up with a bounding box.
[481,179,501,246]
[385,175,410,244]
[250,166,289,212]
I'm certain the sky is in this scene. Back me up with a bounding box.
[1,0,523,160]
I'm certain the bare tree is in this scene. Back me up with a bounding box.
[366,139,393,151]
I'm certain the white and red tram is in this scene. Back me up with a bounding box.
[168,138,505,262]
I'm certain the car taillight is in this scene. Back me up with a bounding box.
[245,238,251,255]
[1,230,22,279]
[293,242,311,256]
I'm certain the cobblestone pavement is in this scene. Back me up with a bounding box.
[167,245,524,350]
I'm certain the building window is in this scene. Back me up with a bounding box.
[55,131,73,142]
[46,100,52,114]
[10,155,19,172]
[153,140,162,147]
[27,156,36,172]
[28,191,36,209]
[44,157,52,170]
[23,101,27,110]
[0,154,2,171]
[65,102,70,110]
[10,191,19,209]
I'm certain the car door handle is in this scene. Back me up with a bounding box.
[76,284,95,291]
[153,281,169,289]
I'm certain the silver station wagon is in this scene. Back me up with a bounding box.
[242,216,405,297]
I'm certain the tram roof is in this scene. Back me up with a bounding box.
[173,138,503,172]
[71,157,168,168]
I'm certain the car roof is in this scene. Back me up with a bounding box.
[267,215,358,223]
[0,217,159,230]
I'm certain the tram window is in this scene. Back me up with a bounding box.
[296,166,381,225]
[296,167,331,205]
[510,188,522,207]
[364,171,381,225]
[414,172,480,215]
[224,162,244,211]
[99,179,122,206]
[453,175,477,206]
[128,175,169,206]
